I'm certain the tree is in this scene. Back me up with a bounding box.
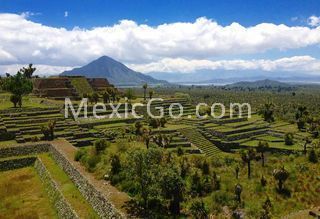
[102,91,110,103]
[149,90,154,99]
[303,137,312,154]
[257,141,269,167]
[296,106,308,130]
[160,117,167,127]
[235,166,240,179]
[91,92,99,104]
[259,102,275,123]
[234,184,242,203]
[261,175,267,187]
[143,83,148,101]
[125,88,134,100]
[10,94,21,108]
[41,120,56,141]
[135,121,143,135]
[107,87,117,102]
[2,71,33,108]
[94,139,109,153]
[153,134,172,148]
[308,149,318,163]
[149,118,160,128]
[284,133,294,145]
[189,199,209,219]
[48,120,56,140]
[160,166,185,215]
[201,160,210,175]
[260,197,272,219]
[20,63,36,78]
[241,149,257,179]
[142,128,151,149]
[273,167,289,191]
[127,148,163,215]
[110,154,121,175]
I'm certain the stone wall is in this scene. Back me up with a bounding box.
[0,157,36,171]
[0,143,49,159]
[34,158,79,219]
[49,145,125,218]
[0,142,126,218]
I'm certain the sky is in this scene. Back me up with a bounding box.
[0,0,320,76]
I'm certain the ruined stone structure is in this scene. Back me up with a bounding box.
[32,77,115,99]
[87,78,114,92]
[33,77,80,100]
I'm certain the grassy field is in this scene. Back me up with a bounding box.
[0,167,58,218]
[200,153,320,218]
[0,93,51,110]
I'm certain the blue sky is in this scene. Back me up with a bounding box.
[1,0,319,28]
[0,0,320,75]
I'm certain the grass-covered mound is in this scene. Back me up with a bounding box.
[69,77,93,96]
[0,167,58,218]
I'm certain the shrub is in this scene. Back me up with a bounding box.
[149,118,160,128]
[284,133,294,145]
[0,131,15,141]
[30,136,39,142]
[177,147,184,156]
[94,139,109,153]
[189,199,209,219]
[74,149,86,161]
[110,154,121,175]
[308,149,318,163]
[87,155,100,171]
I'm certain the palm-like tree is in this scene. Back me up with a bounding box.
[143,83,148,101]
[153,134,172,148]
[234,184,242,203]
[273,166,289,191]
[142,128,151,149]
[149,90,154,99]
[303,137,312,154]
[259,102,275,123]
[21,63,36,78]
[241,149,257,179]
[257,141,269,167]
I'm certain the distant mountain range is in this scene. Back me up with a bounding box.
[61,56,167,86]
[148,70,320,85]
[225,79,293,88]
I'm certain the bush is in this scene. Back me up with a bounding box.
[87,155,100,171]
[94,139,109,153]
[284,133,294,145]
[30,136,39,142]
[0,131,15,141]
[74,149,86,161]
[308,149,318,163]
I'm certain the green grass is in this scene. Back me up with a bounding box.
[0,140,18,148]
[201,154,320,218]
[39,154,99,218]
[0,93,52,110]
[242,139,301,150]
[0,167,58,218]
[70,77,93,96]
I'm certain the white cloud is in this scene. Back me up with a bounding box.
[0,13,320,74]
[20,11,41,18]
[308,15,320,27]
[64,11,69,17]
[128,56,320,74]
[0,64,73,76]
